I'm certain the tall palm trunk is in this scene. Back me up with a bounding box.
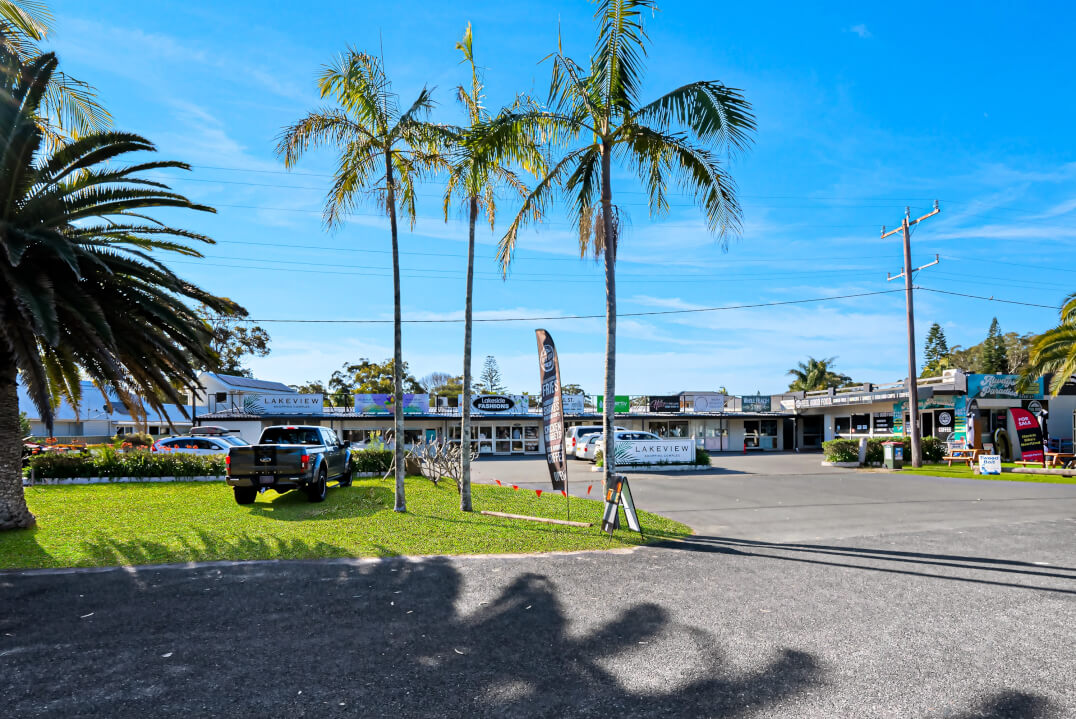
[460,196,478,512]
[0,357,35,529]
[600,140,616,491]
[386,150,406,512]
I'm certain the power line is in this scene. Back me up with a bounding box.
[917,286,1060,310]
[202,288,908,324]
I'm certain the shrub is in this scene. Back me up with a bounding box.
[694,447,711,466]
[823,438,860,463]
[28,449,225,479]
[594,450,603,468]
[351,448,393,474]
[921,436,946,462]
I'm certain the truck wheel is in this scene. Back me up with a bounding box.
[234,486,257,505]
[305,466,327,503]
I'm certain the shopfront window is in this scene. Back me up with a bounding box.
[872,413,893,434]
[650,420,689,437]
[744,420,779,449]
[835,416,851,437]
[851,414,870,435]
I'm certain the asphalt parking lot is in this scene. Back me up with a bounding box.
[2,454,1074,717]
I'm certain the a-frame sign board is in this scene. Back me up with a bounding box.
[601,476,643,536]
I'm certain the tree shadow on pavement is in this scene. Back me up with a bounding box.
[949,690,1059,719]
[654,535,1076,595]
[79,530,353,567]
[1,556,822,717]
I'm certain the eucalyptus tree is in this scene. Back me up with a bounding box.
[490,0,755,488]
[277,50,445,512]
[0,0,111,144]
[442,24,543,511]
[0,51,239,530]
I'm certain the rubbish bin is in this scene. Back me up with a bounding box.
[883,441,904,470]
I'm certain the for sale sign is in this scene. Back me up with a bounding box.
[1009,408,1044,464]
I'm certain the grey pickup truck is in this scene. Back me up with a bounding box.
[226,425,352,505]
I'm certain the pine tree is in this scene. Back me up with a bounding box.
[981,318,1010,374]
[478,355,505,394]
[921,323,951,376]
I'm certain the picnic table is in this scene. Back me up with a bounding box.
[942,447,981,466]
[1046,452,1074,468]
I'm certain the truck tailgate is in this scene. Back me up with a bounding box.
[230,445,308,476]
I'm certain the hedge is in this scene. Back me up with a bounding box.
[351,448,393,474]
[28,448,225,479]
[828,435,948,465]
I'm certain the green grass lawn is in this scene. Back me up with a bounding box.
[0,478,691,570]
[892,463,1076,484]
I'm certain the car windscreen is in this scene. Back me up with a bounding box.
[219,435,249,446]
[576,428,602,437]
[259,428,322,445]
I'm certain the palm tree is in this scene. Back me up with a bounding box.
[1022,292,1076,395]
[0,51,239,530]
[277,50,445,513]
[0,0,111,144]
[442,24,543,512]
[487,0,755,489]
[786,357,853,392]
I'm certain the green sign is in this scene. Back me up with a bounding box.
[596,395,630,413]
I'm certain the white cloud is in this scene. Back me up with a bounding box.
[849,24,872,39]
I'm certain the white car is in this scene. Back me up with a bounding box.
[567,425,627,458]
[588,431,662,462]
[152,435,246,455]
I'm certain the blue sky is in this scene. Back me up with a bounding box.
[46,0,1076,395]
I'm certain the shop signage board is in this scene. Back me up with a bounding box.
[872,413,894,433]
[601,476,642,535]
[689,393,726,412]
[741,394,772,413]
[967,374,1044,400]
[647,395,680,413]
[1009,408,1044,463]
[596,395,631,413]
[978,454,1002,475]
[470,394,529,415]
[935,409,954,440]
[562,394,585,414]
[535,329,567,491]
[354,394,429,415]
[797,387,906,409]
[242,394,323,415]
[612,439,694,464]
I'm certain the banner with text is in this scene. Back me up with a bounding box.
[536,329,566,491]
[596,395,631,413]
[741,394,772,413]
[562,394,585,414]
[353,394,429,415]
[242,394,323,415]
[647,395,680,413]
[470,394,529,415]
[1009,408,1044,463]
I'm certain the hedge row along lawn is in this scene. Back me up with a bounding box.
[0,478,692,570]
[890,463,1076,484]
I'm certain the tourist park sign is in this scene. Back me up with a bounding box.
[242,394,323,415]
[967,374,1044,400]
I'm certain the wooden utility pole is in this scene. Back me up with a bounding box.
[883,201,941,468]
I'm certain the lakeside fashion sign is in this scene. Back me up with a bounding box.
[536,329,566,491]
[242,394,323,415]
[353,394,429,415]
[471,394,529,415]
[968,374,1044,400]
[612,438,694,465]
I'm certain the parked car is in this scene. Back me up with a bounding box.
[589,431,662,462]
[226,425,352,505]
[567,425,626,458]
[153,436,238,455]
[577,433,605,461]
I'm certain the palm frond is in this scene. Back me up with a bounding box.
[591,0,654,112]
[636,81,756,155]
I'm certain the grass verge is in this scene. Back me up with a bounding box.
[0,478,691,570]
[892,463,1076,484]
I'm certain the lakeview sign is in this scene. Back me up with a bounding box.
[612,438,694,465]
[353,394,429,415]
[242,394,323,415]
[471,394,529,415]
